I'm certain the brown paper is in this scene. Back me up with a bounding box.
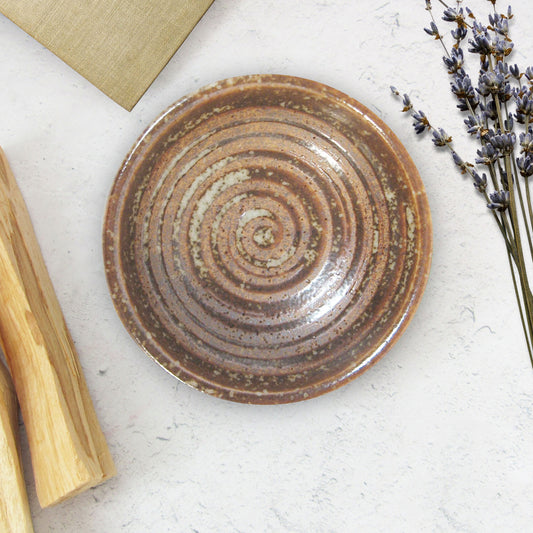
[0,0,214,110]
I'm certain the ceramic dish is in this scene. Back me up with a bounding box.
[103,74,432,404]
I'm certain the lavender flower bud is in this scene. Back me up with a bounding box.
[443,47,464,74]
[477,70,505,97]
[402,94,413,112]
[494,38,514,58]
[481,101,498,121]
[490,132,516,155]
[464,114,484,136]
[489,13,509,37]
[517,155,533,177]
[519,132,533,154]
[469,22,493,56]
[495,61,510,78]
[424,22,440,38]
[451,71,479,110]
[451,27,468,41]
[442,7,466,28]
[452,152,464,168]
[487,190,510,212]
[472,170,487,192]
[412,110,430,134]
[509,64,521,79]
[476,144,499,165]
[515,92,533,124]
[452,151,473,174]
[431,128,452,147]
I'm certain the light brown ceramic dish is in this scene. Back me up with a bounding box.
[103,74,432,404]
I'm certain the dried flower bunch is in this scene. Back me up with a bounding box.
[392,0,533,365]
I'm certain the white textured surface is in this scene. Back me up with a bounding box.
[0,0,532,531]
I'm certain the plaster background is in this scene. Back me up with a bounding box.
[0,1,531,531]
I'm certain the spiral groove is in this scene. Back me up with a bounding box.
[104,75,432,403]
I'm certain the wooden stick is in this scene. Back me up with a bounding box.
[0,359,34,532]
[0,147,115,507]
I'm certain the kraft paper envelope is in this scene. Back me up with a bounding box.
[0,0,214,110]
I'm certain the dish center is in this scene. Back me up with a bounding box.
[253,226,275,247]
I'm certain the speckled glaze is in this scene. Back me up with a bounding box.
[103,74,432,404]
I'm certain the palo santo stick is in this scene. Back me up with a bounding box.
[0,147,115,507]
[0,360,34,532]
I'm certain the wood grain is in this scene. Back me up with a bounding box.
[0,148,115,507]
[0,360,33,532]
[0,0,214,110]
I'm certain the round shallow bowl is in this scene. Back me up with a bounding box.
[103,74,432,404]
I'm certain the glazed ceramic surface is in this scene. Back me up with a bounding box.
[103,74,432,403]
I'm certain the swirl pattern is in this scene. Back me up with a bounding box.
[104,75,432,403]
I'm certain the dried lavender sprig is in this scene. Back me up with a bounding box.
[439,0,533,363]
[425,1,451,57]
[449,0,532,364]
[442,3,533,261]
[395,1,533,364]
